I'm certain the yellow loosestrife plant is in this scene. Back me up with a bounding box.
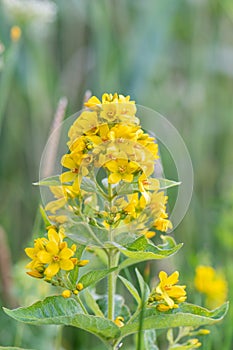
[3,93,228,350]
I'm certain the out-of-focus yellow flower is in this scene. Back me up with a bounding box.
[105,158,139,184]
[68,111,99,144]
[149,271,187,311]
[45,185,79,215]
[10,26,21,42]
[194,265,228,308]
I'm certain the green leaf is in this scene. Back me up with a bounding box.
[116,236,182,271]
[158,178,181,190]
[120,302,229,338]
[33,175,61,186]
[3,296,120,341]
[118,275,141,305]
[80,177,97,192]
[135,268,150,300]
[83,288,105,317]
[78,268,117,289]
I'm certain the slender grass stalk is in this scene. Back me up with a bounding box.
[0,41,20,134]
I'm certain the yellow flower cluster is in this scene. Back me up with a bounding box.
[45,93,172,239]
[148,271,187,311]
[25,227,78,279]
[194,266,228,308]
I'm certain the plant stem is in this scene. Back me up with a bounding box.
[76,294,88,314]
[108,250,118,320]
[55,325,63,350]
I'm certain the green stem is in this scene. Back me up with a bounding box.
[55,325,63,350]
[76,294,88,314]
[108,250,118,320]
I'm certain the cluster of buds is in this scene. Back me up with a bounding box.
[62,283,84,298]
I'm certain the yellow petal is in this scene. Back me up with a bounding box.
[105,160,118,172]
[60,171,76,183]
[37,250,52,264]
[61,154,76,169]
[166,271,179,285]
[108,173,121,184]
[27,270,44,279]
[168,285,186,298]
[121,173,133,182]
[59,247,74,260]
[84,96,101,108]
[127,162,139,172]
[159,271,168,283]
[59,259,74,271]
[48,228,60,244]
[46,241,59,255]
[25,247,36,259]
[44,263,60,277]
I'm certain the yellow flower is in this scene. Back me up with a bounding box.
[25,228,76,279]
[154,214,173,232]
[45,185,79,214]
[194,266,228,308]
[68,111,99,145]
[105,158,139,184]
[37,230,75,278]
[60,152,90,190]
[100,103,118,122]
[121,193,146,219]
[149,271,187,311]
[138,173,159,193]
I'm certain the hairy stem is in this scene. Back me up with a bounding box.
[107,250,119,320]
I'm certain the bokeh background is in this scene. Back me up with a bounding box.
[0,0,233,349]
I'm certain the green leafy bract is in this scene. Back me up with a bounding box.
[115,236,182,271]
[33,175,60,187]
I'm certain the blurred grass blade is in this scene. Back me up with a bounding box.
[0,41,20,133]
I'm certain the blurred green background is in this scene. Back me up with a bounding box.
[0,0,233,349]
